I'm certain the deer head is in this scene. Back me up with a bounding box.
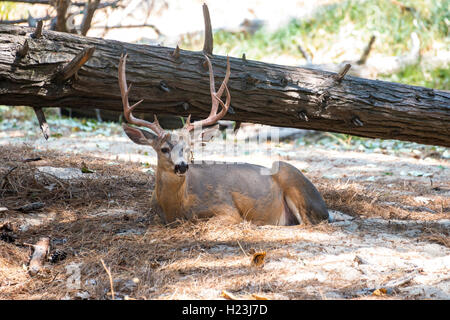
[119,53,231,176]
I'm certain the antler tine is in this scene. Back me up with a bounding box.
[205,55,218,116]
[212,78,231,118]
[118,53,165,137]
[185,55,231,131]
[215,55,231,105]
[205,55,231,117]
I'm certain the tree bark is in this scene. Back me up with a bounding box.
[0,25,449,147]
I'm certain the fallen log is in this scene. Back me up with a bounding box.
[0,24,449,146]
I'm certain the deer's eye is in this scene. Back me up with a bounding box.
[161,147,170,153]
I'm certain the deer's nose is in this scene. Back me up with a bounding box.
[174,162,189,174]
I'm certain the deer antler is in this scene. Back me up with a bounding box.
[118,53,166,137]
[184,55,231,131]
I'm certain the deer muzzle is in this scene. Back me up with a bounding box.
[174,162,189,175]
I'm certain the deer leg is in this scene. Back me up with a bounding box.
[272,161,329,225]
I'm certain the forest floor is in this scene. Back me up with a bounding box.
[1,0,448,301]
[0,117,449,300]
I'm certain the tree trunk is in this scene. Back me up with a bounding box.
[1,25,449,147]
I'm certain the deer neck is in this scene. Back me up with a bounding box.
[154,163,190,219]
[156,169,187,194]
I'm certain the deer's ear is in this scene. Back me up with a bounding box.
[190,124,220,144]
[123,123,158,146]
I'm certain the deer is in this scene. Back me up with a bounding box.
[118,53,329,226]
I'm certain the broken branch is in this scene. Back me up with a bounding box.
[16,39,29,58]
[202,3,213,56]
[100,259,115,300]
[28,237,50,276]
[297,43,312,64]
[171,45,180,59]
[16,202,45,212]
[334,64,352,83]
[33,107,50,139]
[54,46,96,82]
[357,35,376,65]
[32,19,43,38]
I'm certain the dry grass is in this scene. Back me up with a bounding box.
[419,227,450,248]
[0,145,154,213]
[0,144,449,300]
[319,179,449,221]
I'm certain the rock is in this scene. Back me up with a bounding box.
[328,210,355,223]
[75,291,91,300]
[113,278,139,294]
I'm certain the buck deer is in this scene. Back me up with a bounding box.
[119,53,329,225]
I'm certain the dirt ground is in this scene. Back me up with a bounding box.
[0,119,449,300]
[2,0,448,301]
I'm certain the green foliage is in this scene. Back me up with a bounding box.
[0,106,35,122]
[0,1,16,20]
[196,0,450,89]
[301,130,449,158]
[212,0,448,56]
[381,65,450,90]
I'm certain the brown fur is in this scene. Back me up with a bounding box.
[123,127,328,226]
[153,156,328,226]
